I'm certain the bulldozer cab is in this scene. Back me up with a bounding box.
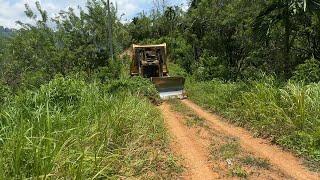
[130,44,168,78]
[130,43,185,100]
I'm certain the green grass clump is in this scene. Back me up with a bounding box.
[230,166,248,178]
[103,76,161,104]
[187,76,320,164]
[241,156,270,169]
[217,140,241,160]
[186,78,246,114]
[0,76,180,179]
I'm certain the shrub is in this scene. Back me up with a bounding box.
[103,77,161,104]
[167,63,188,77]
[292,58,320,83]
[32,75,85,110]
[20,70,51,90]
[192,52,228,81]
[95,59,123,82]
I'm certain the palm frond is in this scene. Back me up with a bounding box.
[253,1,286,41]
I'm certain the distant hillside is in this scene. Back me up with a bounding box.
[0,26,15,37]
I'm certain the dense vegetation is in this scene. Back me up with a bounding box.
[127,0,320,166]
[0,1,181,178]
[0,1,130,89]
[130,0,320,81]
[0,76,182,178]
[1,0,320,176]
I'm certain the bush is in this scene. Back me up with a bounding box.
[103,77,161,104]
[20,70,51,90]
[95,59,123,82]
[39,75,85,108]
[167,63,188,77]
[192,53,228,81]
[292,58,320,83]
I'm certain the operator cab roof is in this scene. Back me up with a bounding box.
[132,43,166,49]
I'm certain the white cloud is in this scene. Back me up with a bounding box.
[0,0,187,28]
[0,0,58,28]
[0,0,27,28]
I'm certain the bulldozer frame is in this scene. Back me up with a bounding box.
[130,43,186,99]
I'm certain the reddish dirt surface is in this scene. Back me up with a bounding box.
[161,101,292,179]
[160,103,219,180]
[181,99,320,180]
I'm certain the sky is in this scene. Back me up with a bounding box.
[0,0,188,28]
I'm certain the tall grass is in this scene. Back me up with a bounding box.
[0,76,180,179]
[187,77,320,163]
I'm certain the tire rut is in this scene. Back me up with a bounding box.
[181,99,320,180]
[159,103,219,180]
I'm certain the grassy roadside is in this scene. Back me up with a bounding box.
[185,77,320,170]
[0,76,181,179]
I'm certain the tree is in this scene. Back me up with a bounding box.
[253,0,320,78]
[1,0,130,88]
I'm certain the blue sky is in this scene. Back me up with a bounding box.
[0,0,188,28]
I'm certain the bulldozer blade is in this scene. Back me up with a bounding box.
[151,77,186,99]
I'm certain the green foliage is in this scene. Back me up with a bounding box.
[193,52,228,81]
[278,131,320,160]
[1,0,130,89]
[37,75,85,108]
[0,76,179,179]
[241,156,270,169]
[293,58,320,83]
[103,77,161,104]
[129,6,184,42]
[186,78,246,113]
[94,59,123,81]
[167,63,188,77]
[0,81,11,105]
[129,0,320,81]
[164,36,194,73]
[230,166,248,178]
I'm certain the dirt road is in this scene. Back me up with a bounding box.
[160,103,219,179]
[160,100,320,180]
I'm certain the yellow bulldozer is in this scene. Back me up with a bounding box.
[130,43,186,99]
